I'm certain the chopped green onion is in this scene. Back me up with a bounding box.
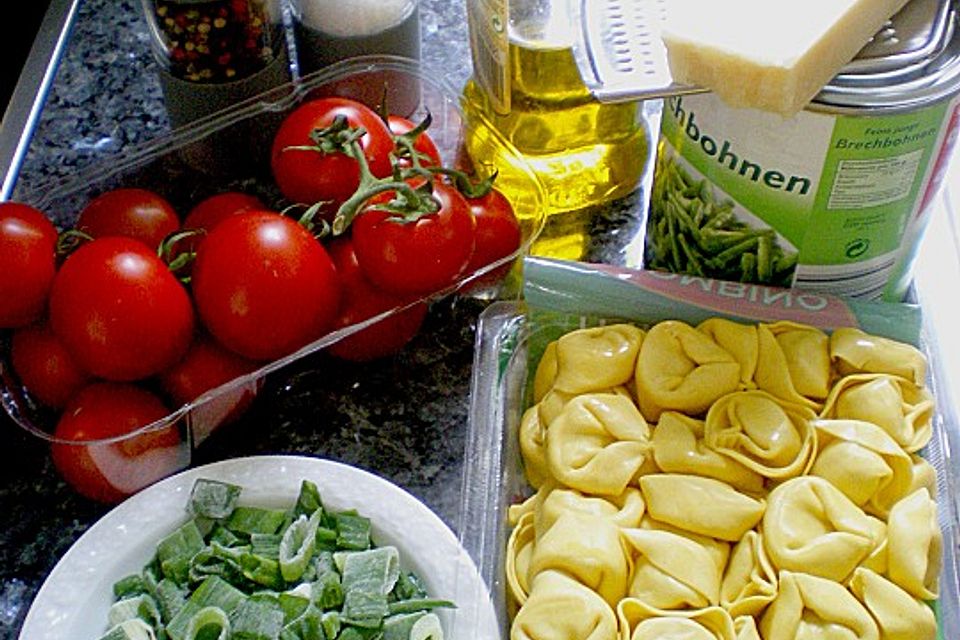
[188,479,242,520]
[157,521,206,586]
[183,606,230,640]
[226,507,288,536]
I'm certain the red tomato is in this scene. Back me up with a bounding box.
[181,192,264,246]
[11,322,92,409]
[325,238,428,362]
[0,202,58,328]
[351,181,476,295]
[191,211,341,361]
[51,382,182,503]
[387,115,442,167]
[49,237,195,381]
[271,98,395,209]
[464,187,522,275]
[76,188,180,250]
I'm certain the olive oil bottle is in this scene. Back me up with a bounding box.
[463,0,648,260]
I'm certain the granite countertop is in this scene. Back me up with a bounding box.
[0,0,651,636]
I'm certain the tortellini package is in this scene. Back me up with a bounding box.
[507,319,946,640]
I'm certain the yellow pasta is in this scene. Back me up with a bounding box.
[697,318,758,388]
[622,527,726,609]
[512,570,619,640]
[830,327,927,385]
[527,511,631,607]
[533,481,645,537]
[651,411,764,494]
[810,418,913,518]
[704,390,817,479]
[639,474,765,542]
[551,324,645,395]
[886,488,942,600]
[850,567,937,640]
[507,318,943,640]
[617,600,737,640]
[763,476,886,583]
[545,392,653,496]
[763,321,832,401]
[720,531,778,618]
[820,373,934,453]
[759,571,879,640]
[634,320,741,421]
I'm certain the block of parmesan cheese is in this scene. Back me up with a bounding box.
[662,0,912,116]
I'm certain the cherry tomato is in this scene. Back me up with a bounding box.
[0,202,58,328]
[180,191,264,249]
[49,237,195,381]
[51,382,182,503]
[325,238,428,362]
[387,114,442,167]
[464,187,522,275]
[191,211,341,361]
[11,322,92,409]
[76,188,180,250]
[351,180,476,295]
[271,98,395,209]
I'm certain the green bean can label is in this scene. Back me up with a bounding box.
[646,93,960,300]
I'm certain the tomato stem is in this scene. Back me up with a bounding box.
[331,138,438,236]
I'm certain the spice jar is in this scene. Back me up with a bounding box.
[290,0,421,76]
[140,0,292,128]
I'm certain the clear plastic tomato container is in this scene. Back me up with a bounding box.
[0,56,546,499]
[462,256,960,639]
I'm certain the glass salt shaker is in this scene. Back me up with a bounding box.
[290,0,421,76]
[140,0,292,128]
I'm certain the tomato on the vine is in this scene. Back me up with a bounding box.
[270,98,395,210]
[11,322,91,409]
[351,180,476,296]
[0,202,58,328]
[325,238,428,362]
[51,382,182,503]
[387,114,442,167]
[464,187,522,275]
[191,211,341,361]
[49,236,195,381]
[76,187,180,250]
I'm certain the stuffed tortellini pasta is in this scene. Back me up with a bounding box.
[544,324,645,395]
[651,412,764,494]
[759,571,879,640]
[704,390,817,479]
[617,600,737,640]
[830,327,927,385]
[757,321,831,404]
[720,531,777,618]
[527,511,630,607]
[810,419,913,518]
[506,512,536,607]
[512,570,618,640]
[697,318,758,388]
[634,320,741,421]
[639,474,764,542]
[533,481,645,536]
[886,488,941,600]
[820,373,934,453]
[621,527,726,609]
[546,392,652,495]
[763,476,886,583]
[849,567,937,640]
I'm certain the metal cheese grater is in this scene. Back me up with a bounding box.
[570,0,955,103]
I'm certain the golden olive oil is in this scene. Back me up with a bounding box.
[462,12,648,260]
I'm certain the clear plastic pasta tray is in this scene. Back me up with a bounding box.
[462,256,960,639]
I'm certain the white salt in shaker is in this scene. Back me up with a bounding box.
[292,0,421,76]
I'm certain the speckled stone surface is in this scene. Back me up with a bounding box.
[0,0,649,636]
